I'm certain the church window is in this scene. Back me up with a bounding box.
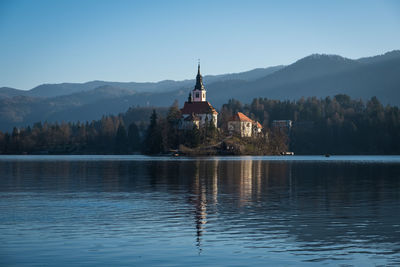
[196,92,199,98]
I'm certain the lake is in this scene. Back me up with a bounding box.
[0,155,400,266]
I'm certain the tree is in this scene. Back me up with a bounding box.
[184,125,201,148]
[115,124,128,154]
[0,131,5,153]
[206,116,218,141]
[143,110,163,154]
[128,122,141,152]
[166,101,181,149]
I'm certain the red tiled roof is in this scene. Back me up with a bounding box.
[229,112,263,128]
[181,101,218,115]
[230,112,254,122]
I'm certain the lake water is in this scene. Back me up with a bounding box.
[0,155,400,266]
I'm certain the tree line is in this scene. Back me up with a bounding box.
[0,94,398,155]
[0,102,220,155]
[220,95,400,154]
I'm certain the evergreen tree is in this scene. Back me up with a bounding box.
[143,110,163,154]
[128,122,141,152]
[115,124,128,154]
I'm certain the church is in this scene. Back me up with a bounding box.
[180,64,218,129]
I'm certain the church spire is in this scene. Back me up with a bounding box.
[197,61,201,76]
[192,61,207,102]
[194,61,205,91]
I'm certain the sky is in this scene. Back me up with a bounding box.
[0,0,399,90]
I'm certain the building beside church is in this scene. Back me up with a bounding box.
[227,112,263,137]
[272,120,292,133]
[180,64,218,129]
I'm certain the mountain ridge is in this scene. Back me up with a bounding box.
[0,50,399,131]
[0,65,284,99]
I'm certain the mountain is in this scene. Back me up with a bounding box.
[0,87,188,131]
[0,87,27,98]
[357,50,400,64]
[0,50,399,132]
[203,65,285,83]
[0,66,284,99]
[206,51,400,106]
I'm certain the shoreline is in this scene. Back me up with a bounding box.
[1,154,400,163]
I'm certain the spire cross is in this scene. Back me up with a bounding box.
[197,59,201,75]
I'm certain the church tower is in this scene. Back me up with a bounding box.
[180,63,218,129]
[192,63,206,102]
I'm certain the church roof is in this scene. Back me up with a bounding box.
[181,101,218,115]
[230,112,254,122]
[230,112,263,128]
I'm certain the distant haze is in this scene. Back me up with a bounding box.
[0,0,399,89]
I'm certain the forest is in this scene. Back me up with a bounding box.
[0,94,399,155]
[221,94,400,154]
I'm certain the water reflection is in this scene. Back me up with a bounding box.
[0,157,400,266]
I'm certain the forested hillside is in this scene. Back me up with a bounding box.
[220,95,400,154]
[0,95,399,155]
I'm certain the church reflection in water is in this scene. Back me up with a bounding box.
[187,159,294,252]
[179,159,400,256]
[188,160,219,253]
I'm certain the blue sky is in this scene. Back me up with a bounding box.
[0,0,399,89]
